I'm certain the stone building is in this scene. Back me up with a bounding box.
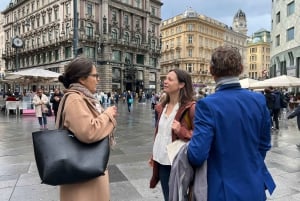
[1,0,162,93]
[160,8,247,88]
[247,29,271,80]
[270,0,300,78]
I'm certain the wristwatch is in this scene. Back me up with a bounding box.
[12,37,24,48]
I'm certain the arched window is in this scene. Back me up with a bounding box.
[86,23,93,38]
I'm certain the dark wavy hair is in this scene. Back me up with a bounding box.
[162,68,195,106]
[210,46,243,77]
[58,56,94,88]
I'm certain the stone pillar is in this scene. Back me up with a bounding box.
[97,62,112,93]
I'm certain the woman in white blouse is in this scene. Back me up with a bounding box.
[149,69,196,201]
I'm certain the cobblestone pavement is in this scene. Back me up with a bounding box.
[0,102,299,201]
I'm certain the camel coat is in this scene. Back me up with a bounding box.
[32,94,49,117]
[55,90,117,201]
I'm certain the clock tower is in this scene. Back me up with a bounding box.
[232,9,248,36]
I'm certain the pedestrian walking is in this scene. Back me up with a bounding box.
[126,91,133,112]
[187,46,276,201]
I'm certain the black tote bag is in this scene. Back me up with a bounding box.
[32,94,110,186]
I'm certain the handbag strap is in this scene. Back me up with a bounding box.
[58,94,69,129]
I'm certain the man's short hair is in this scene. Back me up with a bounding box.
[210,46,243,77]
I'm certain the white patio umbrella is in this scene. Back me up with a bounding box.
[4,69,61,84]
[249,75,300,88]
[239,78,260,88]
[6,69,61,79]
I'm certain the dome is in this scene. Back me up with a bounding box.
[234,9,246,19]
[183,7,198,18]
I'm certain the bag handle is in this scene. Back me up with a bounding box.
[58,94,69,129]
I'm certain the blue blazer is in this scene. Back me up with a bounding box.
[188,83,276,201]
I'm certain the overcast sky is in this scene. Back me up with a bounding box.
[162,0,272,35]
[1,0,271,35]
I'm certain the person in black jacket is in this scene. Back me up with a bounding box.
[50,88,64,122]
[264,87,275,129]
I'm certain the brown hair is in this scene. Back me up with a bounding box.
[210,46,243,77]
[162,68,195,106]
[58,56,94,88]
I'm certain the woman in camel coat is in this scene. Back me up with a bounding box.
[56,57,117,201]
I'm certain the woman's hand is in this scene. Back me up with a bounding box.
[172,120,181,134]
[106,106,118,118]
[148,157,154,167]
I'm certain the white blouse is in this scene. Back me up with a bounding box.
[153,103,179,165]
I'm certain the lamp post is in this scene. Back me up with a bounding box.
[73,0,79,57]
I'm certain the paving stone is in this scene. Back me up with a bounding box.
[0,103,299,200]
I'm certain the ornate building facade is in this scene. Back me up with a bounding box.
[1,0,162,93]
[247,29,271,80]
[160,8,247,88]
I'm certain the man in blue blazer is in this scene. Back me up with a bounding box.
[187,46,276,201]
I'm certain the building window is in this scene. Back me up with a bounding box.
[287,27,294,41]
[187,63,192,72]
[87,3,93,16]
[111,29,118,39]
[112,50,121,61]
[151,6,156,16]
[66,23,71,35]
[65,46,72,58]
[124,32,130,43]
[188,49,193,57]
[48,12,52,23]
[86,23,93,38]
[188,35,193,44]
[287,1,295,16]
[124,14,129,25]
[55,49,59,61]
[66,3,70,15]
[150,57,156,67]
[48,30,52,41]
[136,54,144,64]
[42,53,46,63]
[48,51,52,62]
[276,35,280,46]
[42,15,45,25]
[288,52,294,66]
[151,40,156,49]
[54,9,58,20]
[112,10,117,21]
[187,24,194,31]
[151,24,155,33]
[135,35,141,45]
[135,0,141,8]
[85,46,95,58]
[276,12,280,23]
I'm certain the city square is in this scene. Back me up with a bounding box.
[0,101,299,201]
